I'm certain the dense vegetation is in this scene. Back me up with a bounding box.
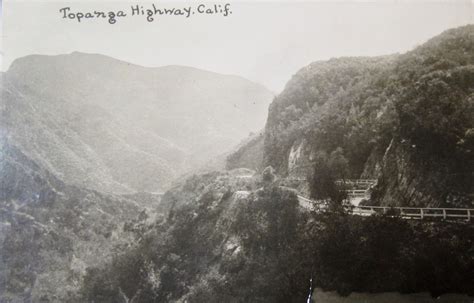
[3,52,273,194]
[0,142,142,302]
[263,25,474,207]
[4,25,474,302]
[79,26,474,302]
[263,55,395,177]
[80,172,474,302]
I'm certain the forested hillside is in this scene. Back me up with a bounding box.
[79,171,474,302]
[2,53,273,193]
[2,24,473,303]
[72,25,474,302]
[0,140,144,302]
[262,25,474,207]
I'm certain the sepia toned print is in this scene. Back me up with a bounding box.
[0,1,473,302]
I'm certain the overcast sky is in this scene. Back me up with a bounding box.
[2,0,473,92]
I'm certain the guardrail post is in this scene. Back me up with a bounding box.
[420,209,423,219]
[443,209,446,220]
[468,209,471,222]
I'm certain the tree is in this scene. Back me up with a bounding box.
[262,166,276,184]
[309,152,347,209]
[328,148,349,181]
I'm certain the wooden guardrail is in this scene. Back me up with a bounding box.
[288,178,378,184]
[346,190,368,195]
[296,195,473,221]
[292,178,471,221]
[336,179,377,185]
[349,205,473,221]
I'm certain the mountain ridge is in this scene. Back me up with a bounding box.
[8,51,274,93]
[3,52,274,194]
[229,25,474,207]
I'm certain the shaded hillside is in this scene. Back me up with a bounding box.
[263,25,474,207]
[226,131,265,171]
[80,171,308,303]
[2,53,273,193]
[79,171,474,302]
[0,139,144,302]
[373,26,474,207]
[263,56,395,177]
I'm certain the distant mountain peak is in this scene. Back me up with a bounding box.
[3,51,274,194]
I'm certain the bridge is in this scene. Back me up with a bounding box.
[287,177,376,204]
[339,179,377,205]
[292,178,472,222]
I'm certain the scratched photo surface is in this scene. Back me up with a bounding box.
[1,1,473,302]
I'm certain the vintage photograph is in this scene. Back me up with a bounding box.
[0,0,473,302]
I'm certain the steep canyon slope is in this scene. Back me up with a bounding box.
[2,53,273,193]
[0,140,144,302]
[260,25,474,207]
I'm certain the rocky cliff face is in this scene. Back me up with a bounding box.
[263,55,394,179]
[262,25,474,207]
[2,24,473,303]
[371,26,474,207]
[372,138,472,208]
